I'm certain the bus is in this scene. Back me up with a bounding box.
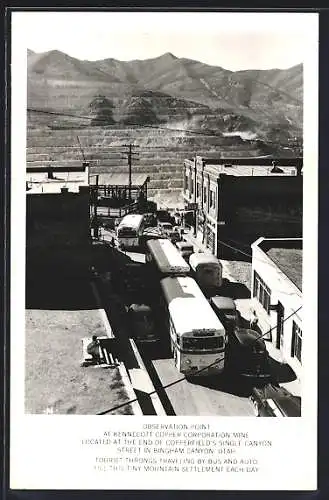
[160,276,226,376]
[146,238,190,278]
[189,252,223,293]
[116,214,145,249]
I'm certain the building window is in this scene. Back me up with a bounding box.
[197,182,200,198]
[184,173,188,191]
[291,321,302,363]
[203,186,207,205]
[253,271,271,314]
[209,189,216,209]
[191,179,194,195]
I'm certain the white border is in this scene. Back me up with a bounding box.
[10,11,318,491]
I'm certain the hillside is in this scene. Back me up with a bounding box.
[26,50,303,206]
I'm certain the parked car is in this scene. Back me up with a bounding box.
[176,241,194,261]
[126,303,157,343]
[143,213,157,228]
[169,226,182,244]
[158,222,173,236]
[209,296,239,332]
[250,383,301,417]
[226,328,271,379]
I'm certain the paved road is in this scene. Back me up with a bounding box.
[151,357,254,416]
[99,240,255,416]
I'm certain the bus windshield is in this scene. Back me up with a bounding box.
[182,336,224,351]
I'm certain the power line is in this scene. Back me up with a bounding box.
[96,304,302,415]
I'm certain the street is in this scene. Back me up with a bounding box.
[98,239,255,416]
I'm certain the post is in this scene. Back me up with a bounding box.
[94,174,99,239]
[128,144,132,201]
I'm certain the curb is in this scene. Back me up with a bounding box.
[128,339,167,416]
[117,362,143,416]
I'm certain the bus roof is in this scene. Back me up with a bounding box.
[118,213,144,228]
[160,276,225,334]
[146,238,190,274]
[189,252,221,270]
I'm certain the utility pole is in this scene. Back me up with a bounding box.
[121,144,139,201]
[94,174,99,238]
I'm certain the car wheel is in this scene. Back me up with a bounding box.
[250,397,260,417]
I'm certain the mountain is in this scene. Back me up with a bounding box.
[27,50,303,147]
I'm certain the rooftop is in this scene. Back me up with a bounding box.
[26,170,89,193]
[258,239,303,291]
[206,163,298,177]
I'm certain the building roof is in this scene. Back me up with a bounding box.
[200,156,303,167]
[206,164,297,177]
[257,239,303,291]
[26,170,88,193]
[89,173,149,186]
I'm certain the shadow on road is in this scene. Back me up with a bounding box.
[217,278,251,300]
[186,371,258,398]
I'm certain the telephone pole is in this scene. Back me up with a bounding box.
[121,144,139,201]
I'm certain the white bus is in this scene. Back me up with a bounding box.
[160,276,226,376]
[189,252,223,292]
[146,238,190,278]
[116,214,145,249]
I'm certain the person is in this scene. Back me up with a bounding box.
[87,335,102,364]
[250,309,259,330]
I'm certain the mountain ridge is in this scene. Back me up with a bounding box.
[27,49,303,149]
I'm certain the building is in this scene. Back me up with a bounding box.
[183,156,303,258]
[251,237,302,382]
[26,165,91,278]
[26,163,89,193]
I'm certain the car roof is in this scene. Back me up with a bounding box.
[210,296,236,310]
[252,384,301,417]
[128,303,152,313]
[177,242,193,250]
[233,328,265,347]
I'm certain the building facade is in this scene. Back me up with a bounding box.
[183,156,303,258]
[251,237,302,382]
[26,185,91,279]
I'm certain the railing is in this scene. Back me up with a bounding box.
[96,201,138,219]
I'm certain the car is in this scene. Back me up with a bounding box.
[226,328,272,379]
[175,241,194,261]
[250,383,301,417]
[158,222,173,236]
[126,303,157,343]
[143,213,157,228]
[169,226,182,243]
[209,296,240,332]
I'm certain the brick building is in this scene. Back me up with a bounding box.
[183,156,303,258]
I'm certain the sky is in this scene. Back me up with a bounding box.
[12,11,318,71]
